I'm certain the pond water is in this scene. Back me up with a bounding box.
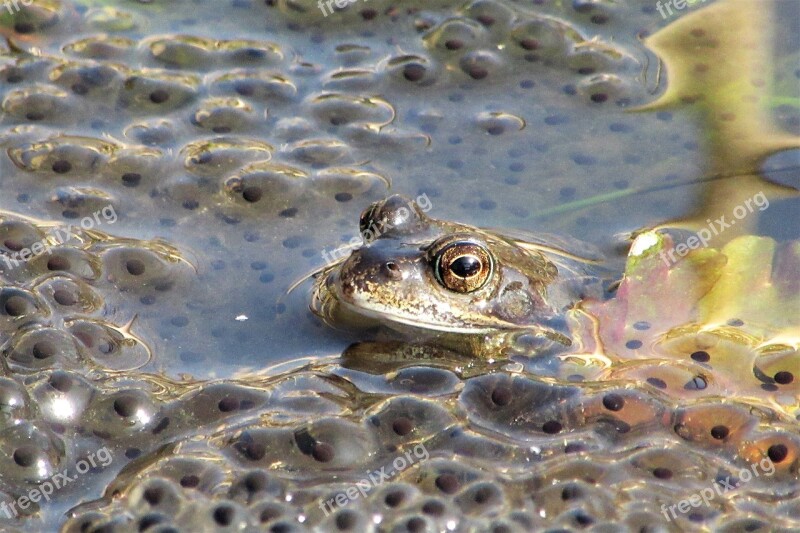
[0,0,797,531]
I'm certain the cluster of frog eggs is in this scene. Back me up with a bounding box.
[268,0,647,107]
[0,212,193,519]
[0,0,649,225]
[412,2,643,107]
[620,323,800,405]
[2,4,406,222]
[58,366,799,532]
[0,212,192,374]
[1,1,796,531]
[556,316,800,420]
[1,50,396,222]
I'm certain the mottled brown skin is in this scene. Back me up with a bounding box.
[312,195,603,357]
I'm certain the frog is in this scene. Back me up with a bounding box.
[312,194,611,357]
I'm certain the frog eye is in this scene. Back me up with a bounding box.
[433,241,493,293]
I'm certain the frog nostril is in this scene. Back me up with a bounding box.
[384,262,402,280]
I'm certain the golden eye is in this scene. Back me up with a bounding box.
[433,241,493,293]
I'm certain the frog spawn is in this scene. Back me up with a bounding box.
[420,1,644,107]
[578,233,800,420]
[3,149,798,531]
[0,212,193,523]
[0,0,655,234]
[0,0,796,531]
[58,361,798,531]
